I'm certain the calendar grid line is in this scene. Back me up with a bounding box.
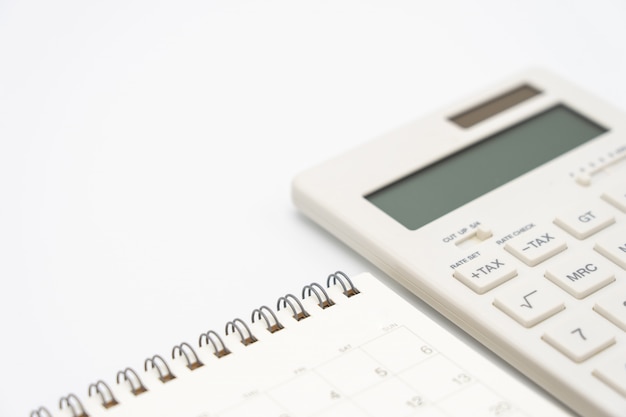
[206,324,533,417]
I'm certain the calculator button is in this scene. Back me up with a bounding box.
[453,253,517,294]
[594,290,626,331]
[504,229,567,266]
[592,352,626,398]
[553,206,615,239]
[493,283,565,327]
[602,185,626,212]
[544,254,615,299]
[594,230,626,269]
[542,316,616,363]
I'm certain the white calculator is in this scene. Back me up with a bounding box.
[293,69,626,417]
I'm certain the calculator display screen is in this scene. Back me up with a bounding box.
[365,104,607,230]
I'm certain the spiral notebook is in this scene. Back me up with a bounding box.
[30,272,571,417]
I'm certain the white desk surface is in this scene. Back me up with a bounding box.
[1,1,625,416]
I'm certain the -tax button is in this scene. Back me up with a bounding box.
[505,228,567,266]
[453,252,517,294]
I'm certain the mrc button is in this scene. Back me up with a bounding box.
[545,254,615,299]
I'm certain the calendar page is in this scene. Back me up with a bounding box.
[49,273,573,417]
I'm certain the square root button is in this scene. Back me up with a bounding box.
[493,282,565,327]
[453,252,517,294]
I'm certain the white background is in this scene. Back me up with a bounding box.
[1,1,625,416]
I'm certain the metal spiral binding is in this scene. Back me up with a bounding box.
[327,271,360,297]
[251,305,284,333]
[29,407,52,417]
[198,329,231,358]
[87,380,118,409]
[116,367,148,395]
[59,394,88,417]
[30,271,357,417]
[225,318,258,346]
[276,293,310,321]
[144,354,176,383]
[302,282,335,309]
[172,342,204,370]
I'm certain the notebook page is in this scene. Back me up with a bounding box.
[47,272,572,417]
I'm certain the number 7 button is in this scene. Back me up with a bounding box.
[542,316,616,363]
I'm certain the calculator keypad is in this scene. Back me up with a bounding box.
[453,186,626,401]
